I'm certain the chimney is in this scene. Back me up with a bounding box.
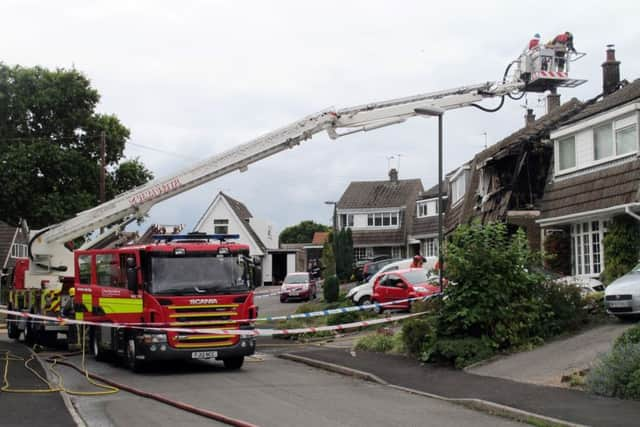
[388,168,398,183]
[602,44,621,96]
[525,108,536,127]
[547,88,561,114]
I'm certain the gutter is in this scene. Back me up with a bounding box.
[537,203,640,226]
[625,205,640,222]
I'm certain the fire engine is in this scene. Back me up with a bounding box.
[5,41,585,370]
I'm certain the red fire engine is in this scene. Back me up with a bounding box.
[74,233,257,371]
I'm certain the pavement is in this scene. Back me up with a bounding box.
[0,337,76,427]
[284,346,640,427]
[468,321,634,386]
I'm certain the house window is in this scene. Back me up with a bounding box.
[571,220,606,276]
[423,238,438,258]
[214,219,229,234]
[594,123,613,160]
[354,247,372,261]
[558,136,576,171]
[366,212,399,228]
[10,243,28,258]
[451,173,467,204]
[417,200,438,218]
[616,125,637,156]
[340,214,354,229]
[391,247,403,259]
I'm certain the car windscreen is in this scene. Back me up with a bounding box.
[149,254,247,295]
[402,270,431,285]
[284,274,309,284]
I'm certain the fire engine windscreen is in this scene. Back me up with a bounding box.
[149,254,248,295]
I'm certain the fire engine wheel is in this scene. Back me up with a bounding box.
[222,356,244,370]
[126,337,144,372]
[91,329,108,362]
[23,320,36,345]
[7,315,20,340]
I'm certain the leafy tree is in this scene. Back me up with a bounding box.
[602,215,640,284]
[334,228,354,281]
[321,233,336,279]
[0,63,151,228]
[279,220,328,244]
[437,222,545,349]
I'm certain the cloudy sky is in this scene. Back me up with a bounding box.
[3,1,640,235]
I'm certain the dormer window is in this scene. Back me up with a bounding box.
[416,199,438,218]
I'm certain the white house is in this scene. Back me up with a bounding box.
[193,192,295,285]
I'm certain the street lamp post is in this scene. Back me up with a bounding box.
[414,106,445,294]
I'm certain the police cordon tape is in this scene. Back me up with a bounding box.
[0,307,428,337]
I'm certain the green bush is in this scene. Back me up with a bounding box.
[544,231,571,275]
[582,292,606,317]
[427,337,495,368]
[536,281,586,337]
[438,222,546,350]
[323,275,339,303]
[402,318,436,355]
[410,297,441,314]
[602,215,640,284]
[355,333,395,352]
[614,325,640,350]
[586,343,640,400]
[327,309,360,326]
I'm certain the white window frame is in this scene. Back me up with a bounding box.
[391,247,403,259]
[570,220,607,277]
[213,219,229,235]
[366,211,400,228]
[557,135,576,172]
[416,199,438,218]
[451,175,466,204]
[423,238,438,258]
[11,243,28,259]
[340,214,354,229]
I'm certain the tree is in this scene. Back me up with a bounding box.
[0,63,152,228]
[334,228,354,281]
[321,233,336,279]
[279,220,329,244]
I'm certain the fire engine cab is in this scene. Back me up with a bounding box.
[75,233,257,371]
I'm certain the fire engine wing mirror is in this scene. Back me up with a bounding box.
[126,257,139,294]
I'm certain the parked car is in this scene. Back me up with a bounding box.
[604,264,640,318]
[362,258,401,283]
[352,255,391,282]
[280,272,317,302]
[347,257,436,305]
[371,268,440,313]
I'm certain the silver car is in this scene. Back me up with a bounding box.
[604,264,640,318]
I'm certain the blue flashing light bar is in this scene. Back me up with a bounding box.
[152,233,240,242]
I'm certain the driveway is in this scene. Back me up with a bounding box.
[467,320,635,386]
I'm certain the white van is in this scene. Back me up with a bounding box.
[346,256,436,305]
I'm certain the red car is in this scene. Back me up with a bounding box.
[280,272,317,302]
[371,268,439,312]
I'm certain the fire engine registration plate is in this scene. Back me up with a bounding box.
[191,351,218,359]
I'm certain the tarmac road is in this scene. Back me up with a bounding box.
[55,351,521,427]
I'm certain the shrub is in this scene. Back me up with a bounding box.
[438,222,546,350]
[536,281,586,337]
[582,292,606,317]
[614,325,640,350]
[402,318,436,355]
[586,343,640,400]
[427,337,495,368]
[544,230,571,275]
[602,215,640,284]
[327,309,360,326]
[355,334,395,353]
[410,297,441,314]
[323,275,339,303]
